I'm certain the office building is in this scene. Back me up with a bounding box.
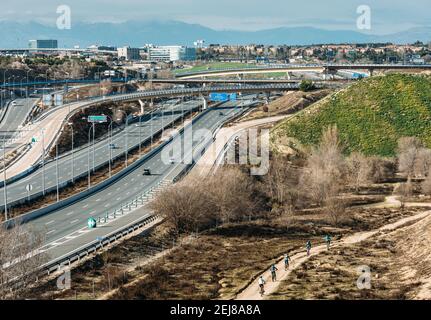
[28,39,58,49]
[117,46,141,61]
[149,46,196,62]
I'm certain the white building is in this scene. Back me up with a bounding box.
[149,46,196,62]
[117,46,141,61]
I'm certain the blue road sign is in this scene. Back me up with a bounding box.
[209,93,238,102]
[209,93,229,102]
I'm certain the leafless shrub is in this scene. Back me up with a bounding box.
[207,168,261,223]
[0,223,47,299]
[150,177,216,235]
[325,197,347,225]
[151,167,264,235]
[397,137,429,178]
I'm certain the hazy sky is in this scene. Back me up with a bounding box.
[1,0,429,33]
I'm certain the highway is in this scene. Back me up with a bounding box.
[28,98,257,264]
[0,99,202,207]
[0,84,293,181]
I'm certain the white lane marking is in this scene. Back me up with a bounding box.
[46,230,55,235]
[66,211,74,216]
[70,219,79,224]
[45,220,55,226]
[83,204,89,208]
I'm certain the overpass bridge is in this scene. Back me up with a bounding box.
[0,77,346,90]
[0,78,131,89]
[103,83,309,103]
[175,63,431,79]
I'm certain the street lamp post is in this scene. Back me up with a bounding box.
[108,120,113,177]
[87,123,94,189]
[67,122,75,183]
[40,128,46,195]
[150,108,153,150]
[139,115,142,154]
[102,114,114,178]
[55,139,60,202]
[116,110,129,167]
[92,121,96,172]
[26,70,31,98]
[3,136,8,221]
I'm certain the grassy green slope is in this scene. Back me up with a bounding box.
[273,74,431,156]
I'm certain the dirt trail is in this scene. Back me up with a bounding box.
[235,208,431,300]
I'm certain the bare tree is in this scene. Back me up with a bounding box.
[346,152,373,192]
[397,137,423,178]
[421,168,431,195]
[300,125,345,206]
[395,178,413,210]
[264,154,299,208]
[414,148,431,178]
[208,167,261,223]
[369,157,397,183]
[0,223,47,299]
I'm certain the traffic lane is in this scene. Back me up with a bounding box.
[0,98,38,132]
[30,104,245,243]
[0,101,201,204]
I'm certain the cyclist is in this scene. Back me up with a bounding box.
[324,234,332,250]
[284,253,291,271]
[306,240,312,256]
[270,264,278,282]
[258,276,266,296]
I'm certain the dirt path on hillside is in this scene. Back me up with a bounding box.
[235,207,431,300]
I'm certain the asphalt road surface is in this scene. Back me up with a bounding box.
[0,98,38,142]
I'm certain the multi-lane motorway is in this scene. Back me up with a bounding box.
[30,98,257,263]
[0,99,202,207]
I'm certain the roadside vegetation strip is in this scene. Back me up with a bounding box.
[274,73,431,157]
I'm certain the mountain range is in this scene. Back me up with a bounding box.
[0,20,430,48]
